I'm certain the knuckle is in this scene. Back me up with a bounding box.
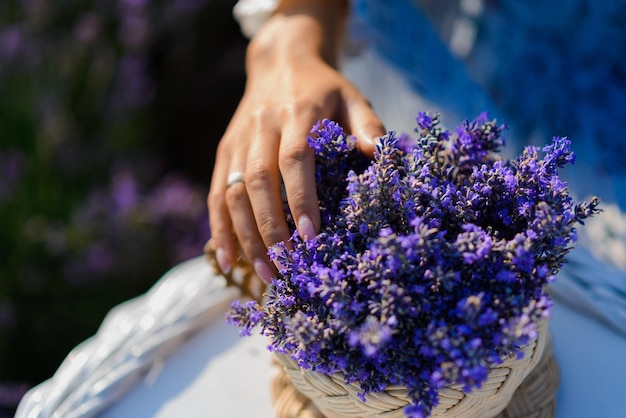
[214,141,238,168]
[256,217,282,246]
[280,144,312,169]
[216,134,235,156]
[363,120,387,135]
[250,106,273,129]
[208,188,226,212]
[282,100,322,121]
[207,211,231,243]
[244,164,273,191]
[207,190,218,209]
[237,230,266,260]
[285,188,310,209]
[224,184,248,208]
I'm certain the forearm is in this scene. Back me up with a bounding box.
[247,0,349,73]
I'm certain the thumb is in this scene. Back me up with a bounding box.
[345,97,386,158]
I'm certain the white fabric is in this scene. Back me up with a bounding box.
[15,257,240,418]
[553,247,626,336]
[232,0,279,38]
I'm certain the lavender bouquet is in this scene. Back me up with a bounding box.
[227,112,599,417]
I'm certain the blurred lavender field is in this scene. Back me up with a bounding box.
[0,0,246,415]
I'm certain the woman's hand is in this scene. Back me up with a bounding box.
[208,0,386,283]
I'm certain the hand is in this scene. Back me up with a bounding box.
[208,2,386,283]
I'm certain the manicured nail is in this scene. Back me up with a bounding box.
[216,247,231,275]
[254,258,275,284]
[272,259,287,276]
[298,214,316,240]
[360,135,375,145]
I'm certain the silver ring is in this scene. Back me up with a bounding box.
[226,171,245,188]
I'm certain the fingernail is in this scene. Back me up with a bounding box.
[216,247,231,275]
[272,259,285,272]
[254,258,275,284]
[360,135,375,145]
[298,214,316,240]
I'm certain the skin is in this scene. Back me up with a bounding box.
[208,0,386,283]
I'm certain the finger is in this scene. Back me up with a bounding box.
[279,109,322,241]
[344,93,386,158]
[225,175,276,284]
[244,131,291,275]
[208,142,236,275]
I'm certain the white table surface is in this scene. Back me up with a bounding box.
[100,299,626,418]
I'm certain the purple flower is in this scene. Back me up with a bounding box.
[0,26,22,61]
[416,111,433,130]
[74,13,101,43]
[112,168,140,213]
[225,300,265,337]
[0,382,30,412]
[455,224,493,264]
[227,111,600,418]
[349,315,393,357]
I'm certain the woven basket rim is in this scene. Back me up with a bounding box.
[272,318,550,418]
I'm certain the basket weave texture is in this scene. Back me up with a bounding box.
[271,319,555,418]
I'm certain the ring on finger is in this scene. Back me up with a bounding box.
[227,171,245,188]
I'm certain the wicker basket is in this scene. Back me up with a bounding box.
[271,319,554,418]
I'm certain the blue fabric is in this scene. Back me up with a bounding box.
[353,0,626,195]
[352,0,501,125]
[472,1,626,171]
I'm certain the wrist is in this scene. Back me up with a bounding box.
[246,1,348,71]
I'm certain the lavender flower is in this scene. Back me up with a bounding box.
[225,300,265,337]
[0,1,229,411]
[64,168,209,284]
[0,25,22,62]
[229,112,600,417]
